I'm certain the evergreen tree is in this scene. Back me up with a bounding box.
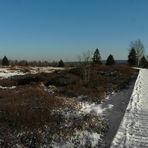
[139,56,148,68]
[128,48,138,66]
[58,59,64,67]
[2,56,9,66]
[106,54,116,65]
[92,48,102,64]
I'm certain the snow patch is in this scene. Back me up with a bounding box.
[51,130,102,148]
[0,66,65,79]
[0,69,25,79]
[0,85,16,89]
[80,102,114,115]
[29,66,65,74]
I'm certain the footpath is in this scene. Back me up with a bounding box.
[111,69,148,148]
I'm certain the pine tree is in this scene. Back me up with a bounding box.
[58,59,64,67]
[92,48,102,64]
[128,48,138,66]
[106,54,116,65]
[139,56,148,68]
[2,56,9,66]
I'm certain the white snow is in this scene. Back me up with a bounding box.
[80,102,114,115]
[51,130,101,148]
[49,95,114,147]
[0,85,16,89]
[28,66,65,74]
[111,68,148,148]
[0,66,65,79]
[0,68,25,78]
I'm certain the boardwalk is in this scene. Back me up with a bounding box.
[111,69,148,148]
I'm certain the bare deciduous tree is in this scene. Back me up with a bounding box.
[77,55,82,65]
[77,50,92,84]
[82,50,92,65]
[130,39,144,66]
[77,50,92,65]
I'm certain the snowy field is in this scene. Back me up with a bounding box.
[111,68,148,148]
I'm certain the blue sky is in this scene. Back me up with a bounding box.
[0,0,148,61]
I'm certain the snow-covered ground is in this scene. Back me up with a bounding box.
[0,66,65,79]
[0,68,25,78]
[0,85,16,89]
[28,66,65,74]
[80,102,114,115]
[111,69,148,148]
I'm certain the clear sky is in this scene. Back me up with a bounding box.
[0,0,148,61]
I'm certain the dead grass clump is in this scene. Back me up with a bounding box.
[45,73,79,87]
[0,78,16,87]
[94,64,136,75]
[15,75,40,85]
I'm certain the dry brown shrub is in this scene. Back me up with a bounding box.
[94,64,136,75]
[0,84,79,129]
[58,64,137,100]
[0,79,16,87]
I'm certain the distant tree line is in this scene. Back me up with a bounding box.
[0,56,65,67]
